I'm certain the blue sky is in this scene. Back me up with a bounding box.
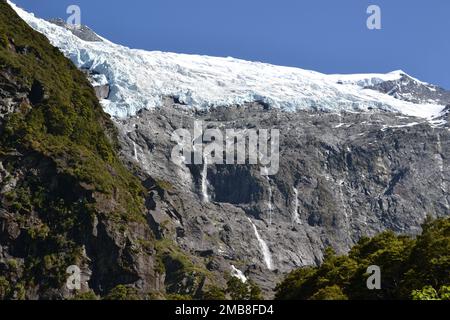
[13,0,450,89]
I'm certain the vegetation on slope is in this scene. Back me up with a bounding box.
[0,1,150,298]
[0,1,145,221]
[0,2,235,300]
[275,216,450,300]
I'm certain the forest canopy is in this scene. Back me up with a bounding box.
[275,216,450,300]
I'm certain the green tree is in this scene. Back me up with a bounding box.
[310,285,348,300]
[166,294,193,300]
[72,290,99,300]
[411,285,450,301]
[0,277,10,300]
[104,285,139,300]
[411,286,439,300]
[248,280,263,300]
[401,217,450,295]
[275,217,450,300]
[226,277,263,300]
[227,277,249,300]
[0,32,7,48]
[203,286,226,300]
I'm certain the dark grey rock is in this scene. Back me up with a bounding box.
[48,18,103,42]
[366,73,450,106]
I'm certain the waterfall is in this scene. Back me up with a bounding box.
[262,167,273,224]
[339,181,347,218]
[292,187,301,225]
[230,265,247,283]
[201,155,209,203]
[338,179,352,230]
[247,218,274,270]
[132,141,138,161]
[436,134,449,209]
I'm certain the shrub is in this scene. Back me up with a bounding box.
[411,286,439,300]
[72,290,99,300]
[248,280,263,300]
[310,285,348,300]
[202,286,226,300]
[411,285,450,301]
[0,1,146,224]
[0,277,11,299]
[13,283,26,300]
[0,1,153,300]
[166,294,193,300]
[105,285,139,300]
[226,277,248,300]
[0,32,8,48]
[226,278,263,300]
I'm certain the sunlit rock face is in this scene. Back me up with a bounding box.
[116,101,449,294]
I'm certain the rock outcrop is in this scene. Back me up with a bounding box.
[48,18,103,42]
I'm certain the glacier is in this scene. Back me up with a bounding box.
[10,1,446,120]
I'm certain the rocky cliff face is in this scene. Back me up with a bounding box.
[365,73,450,106]
[0,2,164,299]
[116,100,449,295]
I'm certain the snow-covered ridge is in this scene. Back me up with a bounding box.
[327,70,427,87]
[9,1,446,119]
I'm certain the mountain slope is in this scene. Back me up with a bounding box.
[4,1,449,299]
[0,0,162,299]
